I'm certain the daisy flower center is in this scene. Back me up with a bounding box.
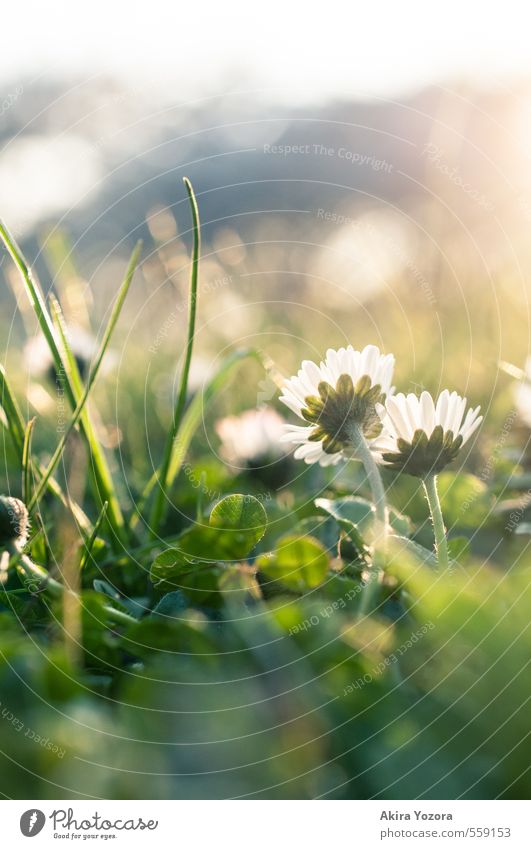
[381,426,463,476]
[377,391,482,477]
[301,373,384,454]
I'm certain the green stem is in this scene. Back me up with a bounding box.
[102,605,136,627]
[350,424,388,616]
[149,178,200,536]
[422,474,449,569]
[10,546,135,625]
[11,548,63,598]
[350,424,388,538]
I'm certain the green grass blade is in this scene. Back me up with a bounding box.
[166,350,250,486]
[49,294,85,395]
[0,363,26,460]
[0,220,139,546]
[148,178,200,535]
[80,501,108,571]
[22,417,37,504]
[49,293,125,543]
[0,221,64,376]
[43,475,92,533]
[28,242,142,537]
[39,228,92,329]
[0,363,91,531]
[174,177,200,423]
[135,348,258,536]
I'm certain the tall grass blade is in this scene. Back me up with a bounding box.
[0,364,91,531]
[50,295,125,544]
[80,501,108,571]
[28,242,142,538]
[49,294,124,543]
[0,363,25,459]
[0,220,140,547]
[0,221,64,374]
[135,348,258,535]
[22,417,37,505]
[149,178,200,535]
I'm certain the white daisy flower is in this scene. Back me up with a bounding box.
[374,389,482,477]
[216,408,287,464]
[279,344,395,466]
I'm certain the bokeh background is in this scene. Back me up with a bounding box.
[0,0,530,800]
[2,2,531,450]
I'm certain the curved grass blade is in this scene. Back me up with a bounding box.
[28,242,143,542]
[0,221,140,547]
[80,501,108,571]
[39,228,92,329]
[135,348,259,536]
[149,178,200,535]
[22,416,37,505]
[49,293,125,543]
[166,350,255,486]
[0,364,91,531]
[0,363,25,459]
[45,475,92,534]
[0,220,65,377]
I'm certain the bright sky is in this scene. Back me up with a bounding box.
[2,0,531,102]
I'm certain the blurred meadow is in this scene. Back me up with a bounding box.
[0,2,530,800]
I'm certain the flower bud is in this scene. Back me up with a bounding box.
[0,496,29,548]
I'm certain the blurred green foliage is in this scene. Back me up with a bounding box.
[0,205,530,800]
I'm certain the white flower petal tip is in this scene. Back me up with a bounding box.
[278,344,395,466]
[376,389,482,477]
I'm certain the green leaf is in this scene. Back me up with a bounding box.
[292,516,340,554]
[150,537,212,585]
[210,494,267,554]
[150,544,222,602]
[388,508,412,538]
[79,591,132,665]
[151,590,189,618]
[257,535,329,591]
[315,496,372,551]
[92,578,119,600]
[387,534,438,567]
[92,579,142,618]
[150,494,267,587]
[316,496,411,549]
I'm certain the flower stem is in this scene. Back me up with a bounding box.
[8,545,136,626]
[350,425,388,616]
[350,425,388,537]
[422,474,449,569]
